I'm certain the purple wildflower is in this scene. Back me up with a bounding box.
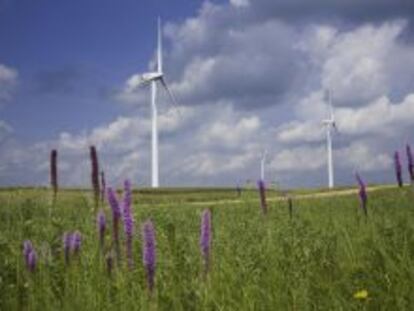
[200,209,212,275]
[107,187,121,261]
[23,240,33,262]
[356,173,368,217]
[394,151,403,187]
[100,171,106,204]
[97,209,106,251]
[71,231,82,255]
[23,240,36,272]
[142,220,156,294]
[406,144,414,181]
[257,179,268,215]
[27,249,37,272]
[122,180,134,268]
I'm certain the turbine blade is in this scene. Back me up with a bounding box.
[157,17,162,73]
[160,77,181,116]
[328,89,334,121]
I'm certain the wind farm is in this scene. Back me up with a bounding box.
[1,1,414,310]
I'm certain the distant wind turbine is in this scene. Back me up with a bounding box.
[130,18,179,188]
[322,89,338,189]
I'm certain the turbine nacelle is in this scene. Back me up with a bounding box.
[322,119,335,126]
[141,72,163,83]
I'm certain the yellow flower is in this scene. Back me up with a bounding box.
[353,289,368,299]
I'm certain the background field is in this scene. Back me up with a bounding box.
[0,186,413,310]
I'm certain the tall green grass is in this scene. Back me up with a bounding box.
[0,187,413,310]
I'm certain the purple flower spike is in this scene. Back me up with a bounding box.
[200,209,212,275]
[123,180,134,268]
[394,151,403,187]
[107,187,121,219]
[23,240,36,272]
[100,171,106,204]
[142,220,156,294]
[27,249,37,272]
[356,173,368,217]
[406,144,414,181]
[97,210,106,251]
[107,187,121,260]
[71,231,82,254]
[123,180,132,212]
[23,240,33,261]
[257,179,268,215]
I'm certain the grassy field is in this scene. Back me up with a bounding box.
[0,185,413,310]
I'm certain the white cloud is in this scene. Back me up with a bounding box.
[277,93,414,143]
[336,94,414,136]
[199,106,260,148]
[181,150,256,177]
[299,21,414,106]
[337,141,392,171]
[270,146,326,172]
[269,140,392,174]
[276,121,324,143]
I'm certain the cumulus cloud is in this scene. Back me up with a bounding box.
[0,101,264,186]
[337,141,392,171]
[269,140,392,176]
[270,146,326,172]
[153,9,304,109]
[246,0,414,23]
[277,93,414,144]
[336,94,414,136]
[181,150,256,177]
[199,106,260,148]
[294,21,414,105]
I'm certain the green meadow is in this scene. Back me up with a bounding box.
[0,186,413,310]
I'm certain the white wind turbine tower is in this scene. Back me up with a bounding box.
[260,149,267,181]
[322,89,337,189]
[131,18,179,188]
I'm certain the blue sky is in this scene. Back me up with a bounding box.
[0,0,414,188]
[0,0,209,140]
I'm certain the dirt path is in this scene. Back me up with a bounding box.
[175,184,396,207]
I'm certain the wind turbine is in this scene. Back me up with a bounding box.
[260,149,267,181]
[130,18,179,188]
[322,89,338,189]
